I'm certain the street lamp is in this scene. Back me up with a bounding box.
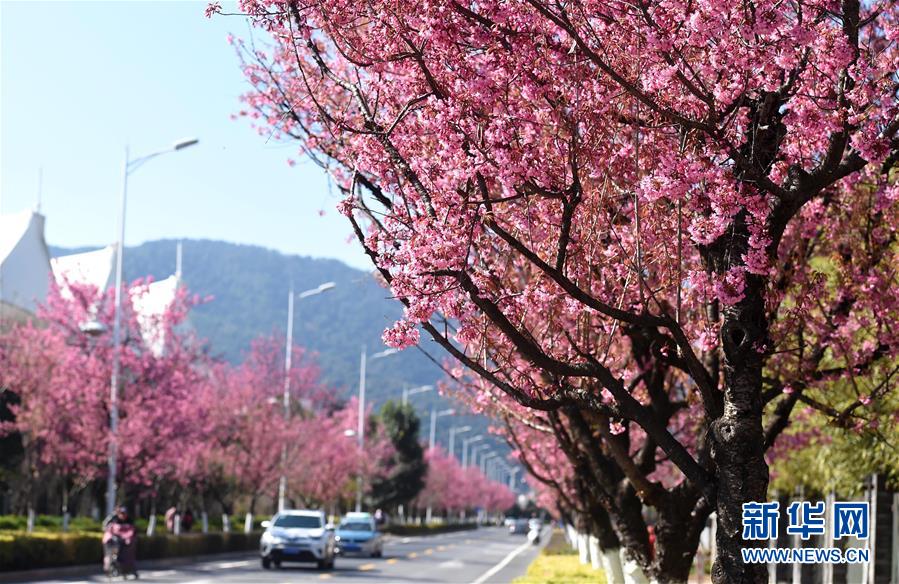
[448,425,471,460]
[508,467,520,490]
[106,137,198,517]
[428,408,455,450]
[470,444,490,469]
[402,384,433,406]
[79,320,108,337]
[486,458,500,481]
[355,346,398,511]
[278,281,336,512]
[480,452,499,474]
[462,435,483,468]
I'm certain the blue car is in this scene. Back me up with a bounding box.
[334,514,384,558]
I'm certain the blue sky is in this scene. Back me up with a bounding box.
[1,1,369,269]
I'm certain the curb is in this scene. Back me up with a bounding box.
[0,550,255,583]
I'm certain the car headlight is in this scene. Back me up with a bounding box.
[263,534,284,545]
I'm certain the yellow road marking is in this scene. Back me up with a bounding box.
[318,575,333,580]
[424,548,434,555]
[407,552,418,558]
[437,545,446,551]
[387,558,398,564]
[359,563,377,571]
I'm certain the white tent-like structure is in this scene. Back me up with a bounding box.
[52,244,182,357]
[1,208,182,355]
[50,245,116,295]
[131,274,180,357]
[0,210,52,326]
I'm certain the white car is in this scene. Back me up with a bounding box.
[260,509,336,570]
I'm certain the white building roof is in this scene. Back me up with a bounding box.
[50,245,116,293]
[0,210,52,321]
[2,208,182,354]
[53,244,181,357]
[132,274,180,357]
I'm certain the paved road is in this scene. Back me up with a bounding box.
[35,527,544,584]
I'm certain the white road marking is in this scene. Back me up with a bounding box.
[470,539,533,584]
[439,560,465,569]
[206,559,252,569]
[144,570,177,577]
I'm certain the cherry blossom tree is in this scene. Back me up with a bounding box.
[224,1,899,581]
[415,447,514,515]
[287,397,395,509]
[0,279,212,515]
[206,337,325,519]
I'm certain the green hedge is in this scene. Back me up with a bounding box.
[0,514,270,535]
[0,531,260,572]
[382,522,478,536]
[0,515,103,533]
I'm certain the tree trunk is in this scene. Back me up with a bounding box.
[589,506,626,583]
[710,278,769,584]
[652,487,709,584]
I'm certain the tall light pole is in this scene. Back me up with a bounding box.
[277,281,336,512]
[402,384,433,406]
[428,408,455,450]
[355,347,398,511]
[480,452,499,474]
[106,137,198,517]
[462,435,483,468]
[470,444,489,469]
[487,458,500,481]
[448,425,471,460]
[508,467,520,490]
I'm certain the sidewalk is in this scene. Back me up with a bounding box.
[0,550,255,583]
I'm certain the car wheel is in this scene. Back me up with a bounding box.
[261,557,272,570]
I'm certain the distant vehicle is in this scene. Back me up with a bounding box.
[335,514,384,557]
[509,518,529,535]
[259,510,336,570]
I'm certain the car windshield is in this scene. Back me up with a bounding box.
[339,522,373,532]
[273,515,322,529]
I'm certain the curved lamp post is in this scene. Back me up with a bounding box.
[106,137,198,517]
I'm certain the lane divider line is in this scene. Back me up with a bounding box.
[208,560,251,569]
[387,558,399,564]
[407,552,418,558]
[358,562,376,571]
[470,539,533,584]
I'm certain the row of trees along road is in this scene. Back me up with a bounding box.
[0,279,512,526]
[219,1,899,582]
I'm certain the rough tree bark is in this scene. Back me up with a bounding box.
[709,246,770,583]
